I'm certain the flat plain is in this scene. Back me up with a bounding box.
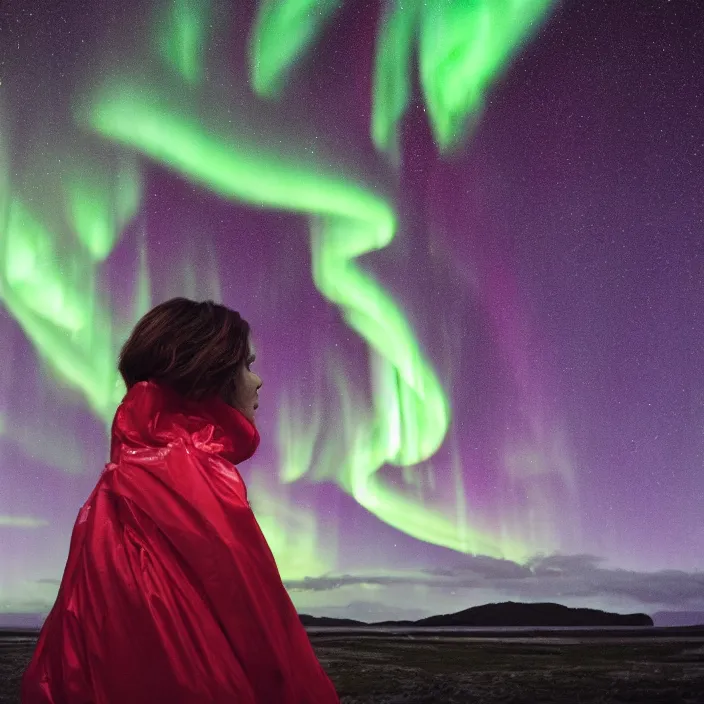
[2,630,703,703]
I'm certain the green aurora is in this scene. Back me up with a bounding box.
[0,0,558,572]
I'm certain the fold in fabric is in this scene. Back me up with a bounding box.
[22,381,339,704]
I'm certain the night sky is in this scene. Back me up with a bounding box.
[1,0,702,625]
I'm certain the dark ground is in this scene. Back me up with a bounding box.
[2,631,703,703]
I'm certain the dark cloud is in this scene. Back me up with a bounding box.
[522,556,704,606]
[527,553,603,575]
[286,553,704,612]
[13,558,704,624]
[423,554,532,580]
[286,555,533,592]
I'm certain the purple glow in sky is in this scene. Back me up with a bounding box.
[0,0,702,625]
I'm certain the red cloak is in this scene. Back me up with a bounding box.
[22,381,339,704]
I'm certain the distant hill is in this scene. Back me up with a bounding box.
[297,615,367,627]
[653,611,704,627]
[299,601,653,628]
[1,602,654,632]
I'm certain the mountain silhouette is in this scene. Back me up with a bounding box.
[299,601,653,627]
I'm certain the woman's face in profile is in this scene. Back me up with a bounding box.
[227,350,262,423]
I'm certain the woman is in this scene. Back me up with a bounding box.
[22,298,340,704]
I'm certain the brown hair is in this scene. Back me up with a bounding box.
[118,298,250,400]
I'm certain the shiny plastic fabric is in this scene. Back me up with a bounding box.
[22,381,339,704]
